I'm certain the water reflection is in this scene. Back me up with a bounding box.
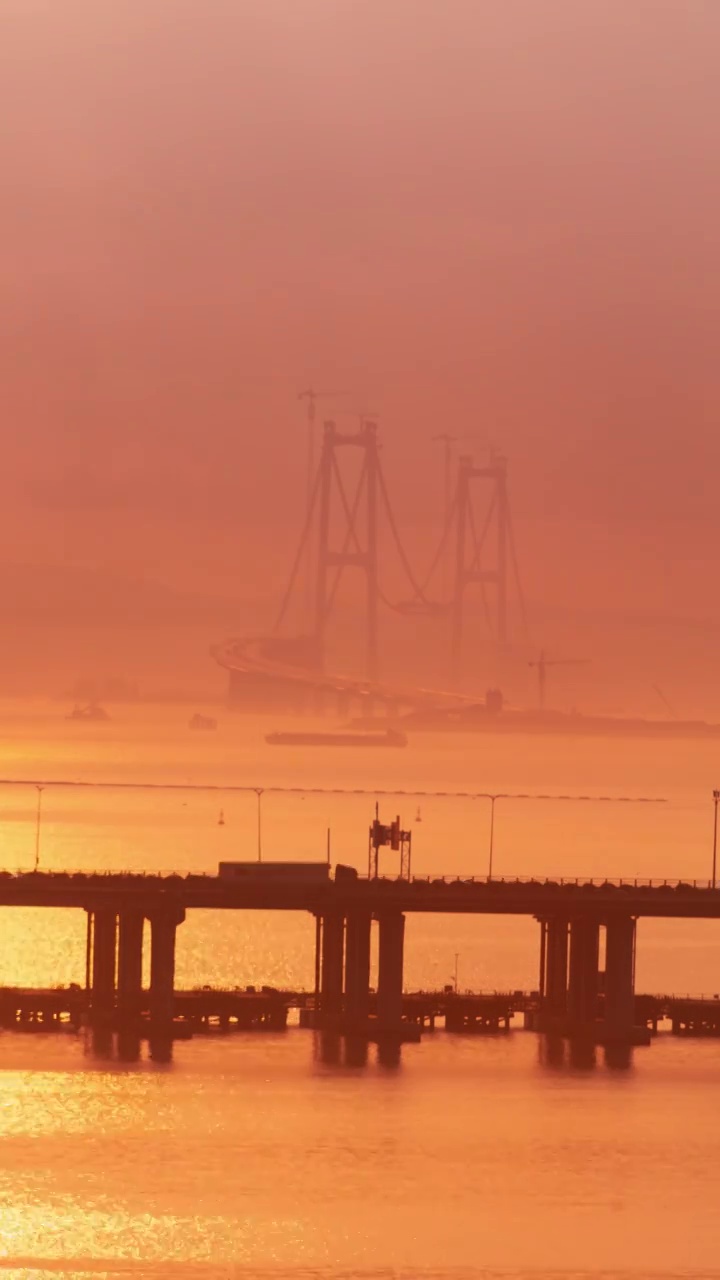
[314,1029,342,1066]
[87,1026,114,1060]
[537,1033,566,1070]
[116,1030,142,1062]
[343,1035,369,1068]
[568,1038,597,1071]
[79,1027,175,1065]
[312,1030,402,1071]
[537,1033,634,1073]
[604,1042,634,1071]
[376,1038,402,1070]
[148,1035,174,1064]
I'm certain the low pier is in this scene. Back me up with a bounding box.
[3,983,720,1056]
[0,986,86,1030]
[645,995,720,1037]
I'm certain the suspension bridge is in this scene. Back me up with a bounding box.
[214,418,527,713]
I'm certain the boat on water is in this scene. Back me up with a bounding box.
[265,728,407,748]
[66,704,110,723]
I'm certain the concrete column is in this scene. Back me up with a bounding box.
[567,917,600,1028]
[320,912,344,1022]
[544,919,569,1018]
[85,911,92,993]
[377,912,405,1033]
[90,908,117,1025]
[117,911,144,1027]
[313,914,322,1007]
[344,910,372,1026]
[149,909,184,1030]
[604,916,636,1041]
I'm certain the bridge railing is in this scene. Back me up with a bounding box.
[0,868,717,892]
[645,993,720,1004]
[381,874,718,890]
[0,869,214,881]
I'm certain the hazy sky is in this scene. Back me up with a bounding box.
[2,1,719,659]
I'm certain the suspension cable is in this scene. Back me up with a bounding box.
[506,500,531,644]
[376,455,432,604]
[468,490,497,574]
[417,486,460,599]
[325,456,368,615]
[466,500,495,636]
[330,452,366,557]
[0,776,667,803]
[272,458,325,633]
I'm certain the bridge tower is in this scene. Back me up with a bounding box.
[451,452,510,681]
[314,419,380,680]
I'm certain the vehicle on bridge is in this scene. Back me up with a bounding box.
[217,861,330,882]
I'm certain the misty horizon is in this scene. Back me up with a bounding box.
[2,0,719,711]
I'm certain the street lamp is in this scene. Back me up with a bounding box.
[453,952,460,993]
[707,788,712,890]
[488,796,497,878]
[254,788,264,862]
[34,785,45,871]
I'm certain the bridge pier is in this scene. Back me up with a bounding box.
[117,911,145,1028]
[567,917,600,1032]
[603,916,636,1042]
[344,910,371,1026]
[89,908,117,1026]
[149,908,185,1034]
[539,918,569,1027]
[377,911,405,1034]
[320,912,345,1024]
[313,914,321,1006]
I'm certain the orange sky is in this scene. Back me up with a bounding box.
[1,1,719,699]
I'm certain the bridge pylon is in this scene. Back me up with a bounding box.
[450,452,510,682]
[313,419,380,680]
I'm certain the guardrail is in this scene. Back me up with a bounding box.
[648,993,720,1003]
[0,869,717,891]
[382,874,719,890]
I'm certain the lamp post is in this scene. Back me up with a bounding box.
[453,952,460,993]
[254,788,264,862]
[707,783,712,885]
[34,785,45,871]
[487,796,497,879]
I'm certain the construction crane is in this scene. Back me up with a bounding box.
[529,650,590,710]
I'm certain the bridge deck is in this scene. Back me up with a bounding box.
[0,870,718,918]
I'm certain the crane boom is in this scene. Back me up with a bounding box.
[528,650,590,710]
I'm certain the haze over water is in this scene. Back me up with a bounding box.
[3,0,720,1273]
[0,704,718,1276]
[3,0,720,712]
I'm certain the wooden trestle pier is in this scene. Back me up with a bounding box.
[0,867,719,1051]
